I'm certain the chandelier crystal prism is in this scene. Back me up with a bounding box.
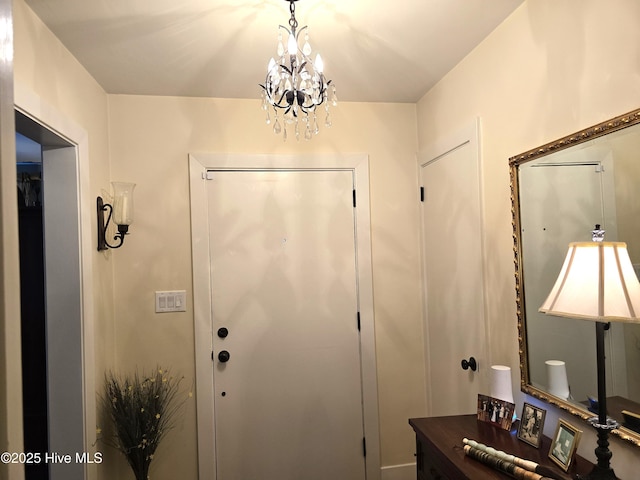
[260,0,337,141]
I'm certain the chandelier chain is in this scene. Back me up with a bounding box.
[289,1,298,31]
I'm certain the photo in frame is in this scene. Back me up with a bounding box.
[517,403,546,448]
[477,394,516,431]
[549,419,582,471]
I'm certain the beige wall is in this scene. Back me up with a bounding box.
[416,0,640,476]
[106,95,424,475]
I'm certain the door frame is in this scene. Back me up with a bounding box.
[14,84,98,480]
[189,153,380,480]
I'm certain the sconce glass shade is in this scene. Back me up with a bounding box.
[111,182,135,226]
[539,241,640,322]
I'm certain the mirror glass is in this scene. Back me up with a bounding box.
[511,108,640,447]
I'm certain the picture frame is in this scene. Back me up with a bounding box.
[517,402,546,448]
[548,419,582,471]
[476,394,516,431]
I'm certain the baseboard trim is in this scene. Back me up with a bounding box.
[381,463,415,480]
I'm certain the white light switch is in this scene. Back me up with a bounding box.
[155,290,187,313]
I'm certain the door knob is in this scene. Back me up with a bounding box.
[461,357,477,371]
[217,327,229,338]
[218,350,230,363]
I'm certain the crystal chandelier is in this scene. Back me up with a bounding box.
[260,0,337,141]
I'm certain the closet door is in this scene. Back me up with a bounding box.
[419,120,488,416]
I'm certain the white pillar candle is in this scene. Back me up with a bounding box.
[490,365,514,403]
[111,182,135,225]
[490,365,517,422]
[546,360,570,400]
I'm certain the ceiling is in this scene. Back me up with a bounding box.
[24,0,523,103]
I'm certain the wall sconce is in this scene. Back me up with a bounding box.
[97,182,136,251]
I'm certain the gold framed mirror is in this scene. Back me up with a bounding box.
[510,107,640,447]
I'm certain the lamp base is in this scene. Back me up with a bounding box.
[575,465,618,480]
[575,419,619,480]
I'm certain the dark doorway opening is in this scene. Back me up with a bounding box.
[17,129,48,479]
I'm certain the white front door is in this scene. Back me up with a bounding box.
[419,120,488,416]
[190,154,380,480]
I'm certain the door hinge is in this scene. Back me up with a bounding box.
[357,312,361,332]
[420,186,424,202]
[353,189,356,208]
[362,437,367,457]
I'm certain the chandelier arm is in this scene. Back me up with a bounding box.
[261,78,291,110]
[295,25,308,43]
[272,90,291,109]
[298,97,322,110]
[272,97,286,108]
[297,106,314,115]
[261,78,275,95]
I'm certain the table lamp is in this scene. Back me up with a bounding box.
[539,225,640,480]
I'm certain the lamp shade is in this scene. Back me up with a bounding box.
[539,241,640,323]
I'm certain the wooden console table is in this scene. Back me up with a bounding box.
[409,415,594,479]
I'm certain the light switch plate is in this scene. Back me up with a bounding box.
[155,290,187,313]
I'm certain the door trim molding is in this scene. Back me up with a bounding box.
[189,153,380,480]
[14,83,97,479]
